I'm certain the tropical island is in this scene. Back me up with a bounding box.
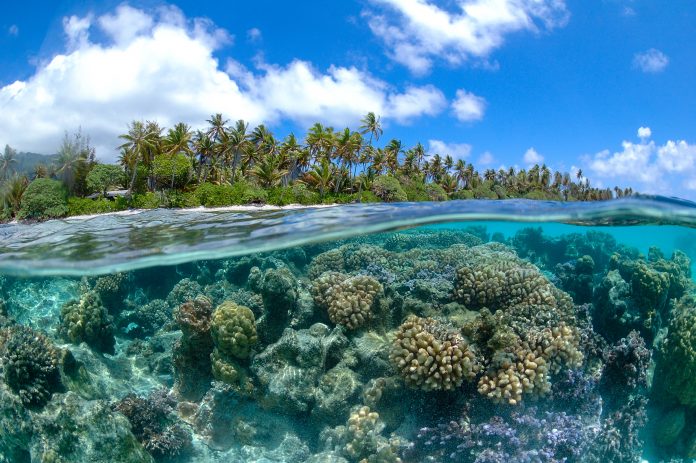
[0,112,633,222]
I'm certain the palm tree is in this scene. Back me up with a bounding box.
[1,174,28,217]
[193,131,215,182]
[384,139,402,175]
[251,153,288,188]
[301,159,334,199]
[206,113,228,142]
[119,120,160,193]
[162,122,193,188]
[0,145,18,180]
[55,133,88,194]
[359,112,383,146]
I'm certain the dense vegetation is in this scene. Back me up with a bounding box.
[0,113,633,221]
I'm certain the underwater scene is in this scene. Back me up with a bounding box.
[3,199,696,463]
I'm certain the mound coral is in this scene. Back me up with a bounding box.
[653,295,696,406]
[0,325,61,407]
[59,290,115,354]
[313,272,383,330]
[209,301,257,388]
[389,315,479,391]
[211,301,258,360]
[326,406,402,463]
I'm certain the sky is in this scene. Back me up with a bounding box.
[0,0,694,198]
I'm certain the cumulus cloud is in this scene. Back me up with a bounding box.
[584,128,696,197]
[428,139,472,160]
[8,25,19,36]
[523,147,544,165]
[247,28,262,42]
[637,126,651,140]
[633,48,669,73]
[451,89,486,122]
[365,0,569,74]
[0,4,447,159]
[478,151,494,165]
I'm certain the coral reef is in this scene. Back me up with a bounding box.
[0,325,61,407]
[323,406,402,462]
[59,290,116,354]
[389,315,478,391]
[118,298,172,337]
[211,301,258,360]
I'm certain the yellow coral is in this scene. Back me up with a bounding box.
[313,272,383,330]
[211,301,258,359]
[390,316,479,391]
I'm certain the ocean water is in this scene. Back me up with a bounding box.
[1,198,696,462]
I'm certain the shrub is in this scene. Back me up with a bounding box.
[399,176,429,201]
[451,189,475,200]
[291,183,319,205]
[267,186,295,206]
[233,180,267,204]
[67,197,129,216]
[355,190,381,203]
[130,192,162,209]
[194,183,236,207]
[371,176,408,202]
[152,154,192,190]
[86,164,124,196]
[425,182,448,201]
[18,178,68,220]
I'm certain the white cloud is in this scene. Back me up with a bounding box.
[451,89,486,122]
[8,25,19,36]
[584,129,696,196]
[637,126,651,139]
[247,28,262,42]
[365,0,569,74]
[633,48,669,73]
[478,151,494,165]
[428,139,472,160]
[0,5,447,159]
[523,147,544,164]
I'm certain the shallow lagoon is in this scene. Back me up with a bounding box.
[1,198,696,462]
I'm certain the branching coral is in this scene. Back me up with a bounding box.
[313,272,383,330]
[389,315,479,391]
[59,290,115,354]
[0,325,61,407]
[114,389,192,459]
[336,406,402,463]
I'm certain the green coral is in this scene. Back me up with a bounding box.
[389,316,479,391]
[211,301,258,359]
[59,291,115,354]
[0,325,61,407]
[653,295,696,406]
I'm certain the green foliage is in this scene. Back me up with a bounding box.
[424,182,447,201]
[451,189,475,200]
[86,164,124,196]
[267,186,296,206]
[67,197,129,216]
[355,190,381,203]
[194,180,268,207]
[152,153,192,189]
[291,183,319,205]
[18,178,69,220]
[371,175,408,202]
[0,174,29,220]
[398,176,430,201]
[472,182,498,199]
[130,192,162,209]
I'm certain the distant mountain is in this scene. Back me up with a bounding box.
[13,152,58,176]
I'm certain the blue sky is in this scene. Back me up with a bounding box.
[0,0,695,197]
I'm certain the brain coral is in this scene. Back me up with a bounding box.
[59,290,115,354]
[211,301,258,359]
[389,315,479,391]
[313,272,383,330]
[0,325,61,407]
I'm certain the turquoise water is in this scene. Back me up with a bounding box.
[1,198,696,462]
